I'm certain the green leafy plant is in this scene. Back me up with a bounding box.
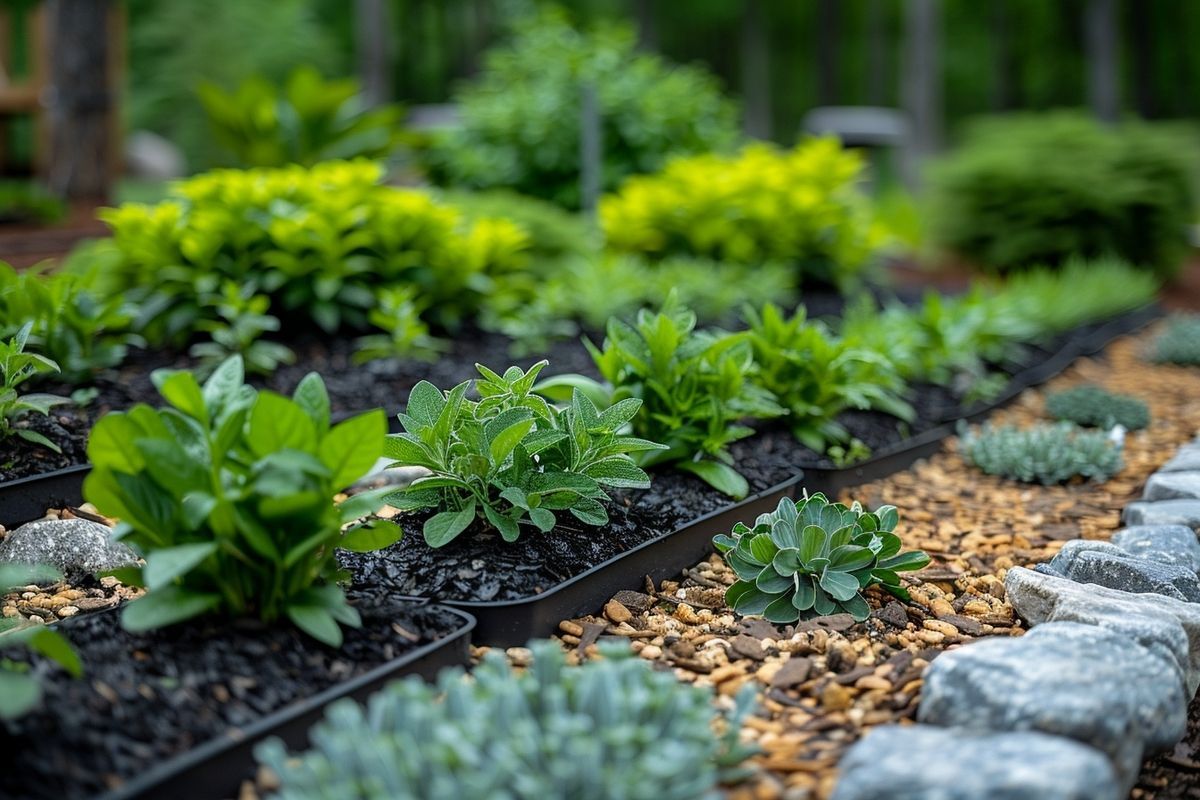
[1045,385,1150,431]
[189,282,295,376]
[958,421,1124,484]
[384,361,665,547]
[424,8,739,210]
[352,287,445,365]
[1151,314,1200,366]
[256,640,757,800]
[0,323,70,452]
[0,180,65,225]
[0,262,137,384]
[0,564,82,720]
[828,439,872,468]
[930,112,1195,277]
[83,356,393,647]
[713,493,930,623]
[745,302,913,453]
[199,66,405,168]
[538,298,785,499]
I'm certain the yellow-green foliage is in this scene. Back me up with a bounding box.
[100,160,530,341]
[599,139,886,288]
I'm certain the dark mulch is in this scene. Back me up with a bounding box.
[1135,693,1200,799]
[0,412,90,482]
[0,597,466,800]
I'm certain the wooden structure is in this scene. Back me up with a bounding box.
[0,3,48,175]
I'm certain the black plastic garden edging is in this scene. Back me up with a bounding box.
[0,463,90,527]
[426,474,804,647]
[98,605,476,800]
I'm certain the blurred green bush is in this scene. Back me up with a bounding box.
[929,112,1197,277]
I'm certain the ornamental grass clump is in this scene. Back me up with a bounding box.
[256,641,757,800]
[958,422,1123,485]
[1151,314,1200,367]
[714,494,929,623]
[84,356,393,647]
[1044,385,1149,431]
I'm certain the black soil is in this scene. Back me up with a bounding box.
[1135,693,1200,799]
[0,412,90,482]
[0,597,465,800]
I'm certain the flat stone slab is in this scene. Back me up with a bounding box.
[1144,472,1200,501]
[1007,565,1200,695]
[1043,545,1200,602]
[919,621,1187,791]
[1111,525,1200,572]
[1160,444,1200,473]
[1124,500,1200,531]
[831,724,1119,800]
[0,518,137,581]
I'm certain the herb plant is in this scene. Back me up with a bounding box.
[384,361,665,547]
[1045,385,1149,431]
[1151,314,1200,366]
[0,564,82,720]
[352,287,445,365]
[745,303,913,453]
[84,356,392,646]
[189,282,295,375]
[714,493,930,623]
[538,298,785,499]
[0,324,70,453]
[256,640,757,800]
[958,421,1124,485]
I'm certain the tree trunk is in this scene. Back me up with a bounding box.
[1085,0,1120,123]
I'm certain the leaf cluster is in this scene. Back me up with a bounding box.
[1045,385,1150,431]
[384,361,664,547]
[958,421,1124,485]
[714,494,929,623]
[83,356,392,646]
[0,323,70,452]
[352,286,445,365]
[0,564,82,720]
[189,281,296,376]
[255,640,758,800]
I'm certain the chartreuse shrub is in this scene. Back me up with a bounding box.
[199,66,404,168]
[600,139,885,289]
[958,422,1123,485]
[424,8,739,210]
[538,298,785,499]
[714,494,930,623]
[0,564,82,720]
[1045,386,1150,431]
[745,303,913,454]
[1151,314,1200,366]
[930,112,1195,276]
[256,641,757,800]
[0,262,136,384]
[0,324,69,452]
[83,356,394,647]
[98,160,530,342]
[384,361,665,547]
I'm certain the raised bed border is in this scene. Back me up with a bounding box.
[98,604,476,800]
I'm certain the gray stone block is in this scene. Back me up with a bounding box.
[1160,444,1200,474]
[1111,525,1200,572]
[1006,565,1200,695]
[0,518,137,581]
[1144,472,1200,501]
[830,725,1119,800]
[1124,500,1200,531]
[918,622,1187,792]
[1048,547,1200,602]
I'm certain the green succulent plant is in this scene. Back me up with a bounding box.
[1151,314,1200,367]
[958,421,1124,485]
[714,493,930,623]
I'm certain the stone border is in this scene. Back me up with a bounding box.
[831,434,1200,800]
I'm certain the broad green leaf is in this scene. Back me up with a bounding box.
[771,517,802,550]
[812,584,837,616]
[133,438,209,498]
[320,409,386,488]
[337,487,394,523]
[114,471,178,539]
[841,592,872,621]
[143,542,218,591]
[383,433,437,468]
[121,586,220,631]
[483,504,521,542]
[876,505,899,532]
[582,457,651,489]
[423,503,476,548]
[405,380,445,428]
[677,460,748,499]
[340,520,403,552]
[14,428,60,453]
[154,370,208,424]
[0,670,39,719]
[828,545,874,572]
[798,525,827,563]
[597,397,643,430]
[529,507,556,531]
[26,628,82,677]
[755,568,791,593]
[727,581,772,616]
[87,414,147,472]
[201,356,245,417]
[763,594,800,624]
[248,393,318,458]
[569,497,608,526]
[286,604,342,647]
[712,533,738,553]
[792,575,816,611]
[878,550,931,572]
[293,372,332,430]
[819,569,861,602]
[487,416,536,465]
[748,533,778,564]
[771,547,804,577]
[535,374,611,407]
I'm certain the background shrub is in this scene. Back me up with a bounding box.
[1045,385,1150,431]
[929,112,1196,277]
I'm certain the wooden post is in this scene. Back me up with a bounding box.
[740,0,771,139]
[902,0,941,181]
[46,0,117,202]
[355,0,391,107]
[1085,0,1119,123]
[579,83,602,215]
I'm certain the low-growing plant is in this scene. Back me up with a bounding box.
[1045,385,1150,431]
[352,287,445,365]
[189,282,295,376]
[0,323,70,452]
[83,356,393,646]
[384,361,665,547]
[0,564,82,720]
[538,298,785,499]
[256,640,758,800]
[958,421,1124,484]
[0,180,65,224]
[1151,314,1200,366]
[745,303,913,453]
[714,493,929,623]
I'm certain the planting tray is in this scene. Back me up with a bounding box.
[98,605,475,800]
[427,474,804,647]
[0,463,90,527]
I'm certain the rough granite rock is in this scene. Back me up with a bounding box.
[1124,499,1200,531]
[1160,444,1200,474]
[1144,471,1200,502]
[0,518,137,581]
[918,621,1187,792]
[1111,525,1200,572]
[1006,565,1200,695]
[1043,546,1200,602]
[830,725,1119,800]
